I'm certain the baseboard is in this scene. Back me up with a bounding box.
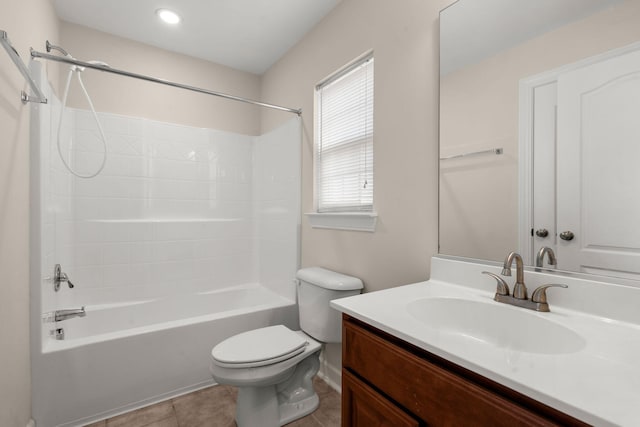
[318,351,342,393]
[58,380,215,427]
[27,419,36,427]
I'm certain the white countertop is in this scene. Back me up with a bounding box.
[331,256,640,427]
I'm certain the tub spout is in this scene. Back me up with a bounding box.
[55,306,86,322]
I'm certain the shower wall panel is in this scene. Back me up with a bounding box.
[253,118,301,301]
[57,110,257,308]
[32,64,301,425]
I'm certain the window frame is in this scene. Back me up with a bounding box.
[308,51,377,232]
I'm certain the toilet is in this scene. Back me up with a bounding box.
[210,267,363,427]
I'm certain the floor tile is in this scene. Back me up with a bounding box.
[100,377,340,427]
[106,401,174,427]
[313,377,334,397]
[311,388,341,427]
[145,414,179,427]
[285,416,323,427]
[229,386,238,402]
[173,385,236,427]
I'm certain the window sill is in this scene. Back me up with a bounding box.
[305,212,378,232]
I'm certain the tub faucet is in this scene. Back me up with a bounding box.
[501,251,527,299]
[536,246,557,268]
[54,307,86,322]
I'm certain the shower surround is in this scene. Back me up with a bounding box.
[30,64,301,426]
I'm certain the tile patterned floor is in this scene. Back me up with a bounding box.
[84,377,340,427]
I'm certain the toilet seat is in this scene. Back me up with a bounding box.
[212,325,308,368]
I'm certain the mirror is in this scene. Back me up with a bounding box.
[439,0,640,281]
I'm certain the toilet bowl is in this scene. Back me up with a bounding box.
[210,267,363,427]
[210,326,322,426]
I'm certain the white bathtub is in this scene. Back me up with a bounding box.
[32,284,298,427]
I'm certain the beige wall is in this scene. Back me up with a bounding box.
[259,0,452,384]
[60,22,262,135]
[0,0,483,418]
[261,0,451,293]
[0,1,59,425]
[440,0,640,263]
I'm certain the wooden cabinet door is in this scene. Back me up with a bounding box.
[342,316,588,426]
[342,370,419,427]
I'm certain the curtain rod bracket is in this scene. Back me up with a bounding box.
[0,30,48,104]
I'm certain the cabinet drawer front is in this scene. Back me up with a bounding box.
[343,370,420,427]
[343,319,557,427]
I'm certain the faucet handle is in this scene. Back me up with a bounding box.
[482,271,510,296]
[61,272,74,288]
[54,264,75,291]
[531,284,568,304]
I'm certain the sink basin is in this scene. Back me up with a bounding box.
[407,297,586,355]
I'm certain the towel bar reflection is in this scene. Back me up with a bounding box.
[440,148,503,160]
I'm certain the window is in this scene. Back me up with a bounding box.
[315,54,374,214]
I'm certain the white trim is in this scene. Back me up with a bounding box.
[318,349,342,393]
[58,380,215,427]
[518,80,535,264]
[316,50,374,89]
[305,212,377,232]
[316,371,341,394]
[518,40,640,264]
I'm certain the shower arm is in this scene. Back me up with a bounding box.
[46,40,69,57]
[31,46,302,115]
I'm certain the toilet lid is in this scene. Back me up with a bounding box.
[212,325,308,368]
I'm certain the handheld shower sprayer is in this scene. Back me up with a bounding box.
[49,40,110,178]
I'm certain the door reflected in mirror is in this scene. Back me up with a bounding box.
[439,0,640,281]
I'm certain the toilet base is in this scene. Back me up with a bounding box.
[279,392,319,425]
[235,351,321,427]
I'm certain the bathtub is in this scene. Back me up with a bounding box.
[32,284,298,427]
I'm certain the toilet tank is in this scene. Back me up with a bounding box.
[296,267,363,343]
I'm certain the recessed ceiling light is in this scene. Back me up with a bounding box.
[156,8,181,25]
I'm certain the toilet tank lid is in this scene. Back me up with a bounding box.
[296,267,363,291]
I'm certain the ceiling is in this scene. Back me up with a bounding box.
[53,0,341,75]
[440,0,624,75]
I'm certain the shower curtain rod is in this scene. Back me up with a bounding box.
[0,30,47,103]
[30,47,302,115]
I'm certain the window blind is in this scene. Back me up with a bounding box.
[315,56,374,212]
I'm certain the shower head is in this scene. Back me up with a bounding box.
[44,40,110,71]
[46,40,69,57]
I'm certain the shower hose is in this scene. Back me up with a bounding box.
[57,56,108,179]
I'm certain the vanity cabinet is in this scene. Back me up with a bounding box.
[341,315,588,427]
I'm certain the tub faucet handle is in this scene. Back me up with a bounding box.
[54,264,74,291]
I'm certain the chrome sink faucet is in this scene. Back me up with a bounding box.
[482,251,567,312]
[536,246,557,268]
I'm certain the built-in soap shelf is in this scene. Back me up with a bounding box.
[84,218,241,223]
